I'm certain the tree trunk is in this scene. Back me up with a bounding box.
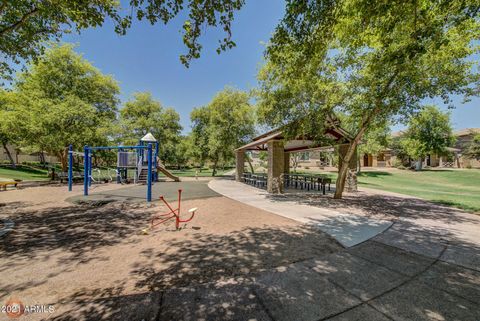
[357,156,362,174]
[39,151,46,166]
[334,134,363,199]
[212,159,218,176]
[246,154,255,173]
[2,141,16,168]
[58,149,68,172]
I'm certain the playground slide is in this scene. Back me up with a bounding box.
[157,165,180,182]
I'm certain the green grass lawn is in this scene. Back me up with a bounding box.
[0,166,50,181]
[168,168,229,177]
[356,169,480,213]
[297,168,480,213]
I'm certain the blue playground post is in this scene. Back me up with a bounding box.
[84,146,89,196]
[147,143,153,202]
[88,153,92,187]
[154,142,159,181]
[68,145,73,192]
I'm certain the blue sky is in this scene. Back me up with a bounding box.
[62,0,479,134]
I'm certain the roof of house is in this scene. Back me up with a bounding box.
[453,128,480,137]
[391,128,479,138]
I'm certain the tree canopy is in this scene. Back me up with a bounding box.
[401,105,455,169]
[190,87,255,175]
[6,44,120,170]
[119,92,182,164]
[257,0,480,197]
[0,0,245,80]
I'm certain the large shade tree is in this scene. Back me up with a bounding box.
[0,0,244,80]
[190,87,255,175]
[119,92,182,164]
[10,44,120,170]
[257,0,480,198]
[401,105,455,170]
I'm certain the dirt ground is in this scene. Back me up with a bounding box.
[0,184,341,320]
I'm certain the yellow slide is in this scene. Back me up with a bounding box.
[157,165,180,181]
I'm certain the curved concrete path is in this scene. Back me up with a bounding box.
[157,179,480,321]
[208,179,393,247]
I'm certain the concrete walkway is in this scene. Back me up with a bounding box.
[208,179,393,247]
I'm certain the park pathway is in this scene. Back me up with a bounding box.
[208,179,393,247]
[155,178,480,321]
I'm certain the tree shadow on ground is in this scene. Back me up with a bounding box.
[0,201,156,262]
[267,192,478,226]
[132,225,342,290]
[49,221,480,321]
[48,225,342,320]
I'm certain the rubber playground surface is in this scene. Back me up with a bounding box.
[66,180,219,204]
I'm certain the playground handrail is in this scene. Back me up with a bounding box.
[136,156,143,184]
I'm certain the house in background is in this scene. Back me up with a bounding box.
[362,128,480,169]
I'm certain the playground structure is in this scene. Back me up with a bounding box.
[67,133,179,201]
[150,189,198,230]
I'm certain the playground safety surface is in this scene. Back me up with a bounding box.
[66,180,219,204]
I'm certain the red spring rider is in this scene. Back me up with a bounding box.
[151,189,197,230]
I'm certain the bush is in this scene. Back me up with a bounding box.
[392,158,405,169]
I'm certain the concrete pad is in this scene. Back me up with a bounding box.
[304,252,408,300]
[326,304,391,321]
[372,227,447,259]
[159,280,271,321]
[253,263,360,321]
[209,179,392,247]
[306,215,393,248]
[418,261,480,304]
[348,241,435,277]
[441,242,480,272]
[370,282,480,321]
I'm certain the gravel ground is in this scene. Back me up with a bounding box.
[0,184,341,320]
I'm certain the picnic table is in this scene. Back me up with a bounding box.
[283,173,332,195]
[243,172,268,188]
[242,172,332,195]
[57,171,85,183]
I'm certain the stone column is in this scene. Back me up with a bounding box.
[338,144,358,192]
[235,150,245,182]
[267,140,284,193]
[284,152,290,174]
